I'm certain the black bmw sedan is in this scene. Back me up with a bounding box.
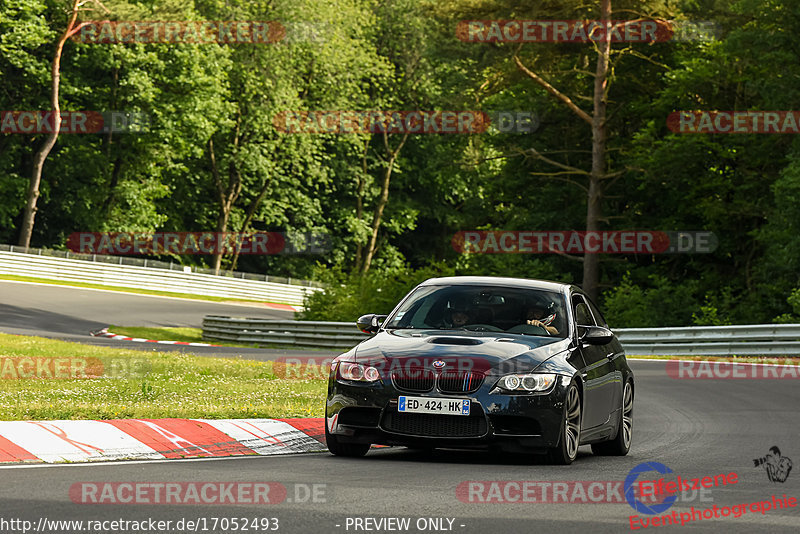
[325,276,634,464]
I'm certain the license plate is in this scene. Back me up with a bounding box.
[397,396,470,416]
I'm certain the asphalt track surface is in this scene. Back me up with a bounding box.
[0,280,326,360]
[1,282,799,532]
[2,361,798,533]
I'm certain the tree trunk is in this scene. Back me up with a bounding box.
[361,131,409,273]
[209,134,241,274]
[229,175,271,273]
[353,138,369,274]
[583,0,612,302]
[18,0,82,248]
[513,0,614,301]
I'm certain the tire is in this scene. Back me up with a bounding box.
[325,423,370,457]
[547,381,582,465]
[592,380,633,456]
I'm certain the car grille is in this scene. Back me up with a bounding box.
[391,369,484,394]
[381,411,488,438]
[437,371,484,394]
[391,368,435,392]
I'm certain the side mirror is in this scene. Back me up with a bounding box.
[356,314,387,334]
[579,325,614,346]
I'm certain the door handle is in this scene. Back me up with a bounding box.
[605,352,615,360]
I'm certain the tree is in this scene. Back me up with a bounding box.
[18,0,107,248]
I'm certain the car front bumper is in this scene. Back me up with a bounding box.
[326,376,570,453]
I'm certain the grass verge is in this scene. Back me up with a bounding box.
[0,274,299,307]
[0,333,326,420]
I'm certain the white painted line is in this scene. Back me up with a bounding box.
[0,452,331,470]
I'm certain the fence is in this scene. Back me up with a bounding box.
[0,247,321,306]
[201,318,800,355]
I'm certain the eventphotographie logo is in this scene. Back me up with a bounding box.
[753,446,793,483]
[625,462,737,516]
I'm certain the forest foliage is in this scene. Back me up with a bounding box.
[2,0,800,326]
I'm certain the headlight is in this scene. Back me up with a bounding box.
[495,373,556,393]
[337,362,381,382]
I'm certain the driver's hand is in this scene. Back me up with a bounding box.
[527,319,544,327]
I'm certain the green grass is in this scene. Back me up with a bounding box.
[0,273,299,306]
[0,333,326,420]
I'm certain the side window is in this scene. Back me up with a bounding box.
[585,297,608,327]
[572,295,597,326]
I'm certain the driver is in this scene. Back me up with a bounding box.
[525,301,560,335]
[443,296,474,328]
[450,306,473,328]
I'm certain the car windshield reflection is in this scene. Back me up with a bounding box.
[383,285,567,338]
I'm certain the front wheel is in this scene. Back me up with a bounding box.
[592,380,633,456]
[548,382,581,465]
[325,423,370,457]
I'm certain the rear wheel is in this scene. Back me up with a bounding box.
[592,380,633,456]
[548,382,581,465]
[325,424,370,457]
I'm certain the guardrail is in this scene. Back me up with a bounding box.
[201,318,800,355]
[614,324,800,356]
[0,248,321,307]
[203,317,368,348]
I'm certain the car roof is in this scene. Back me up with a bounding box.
[418,276,573,293]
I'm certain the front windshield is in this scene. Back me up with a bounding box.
[384,285,568,338]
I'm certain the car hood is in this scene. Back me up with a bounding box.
[353,329,570,375]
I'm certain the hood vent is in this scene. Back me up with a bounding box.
[427,337,483,346]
